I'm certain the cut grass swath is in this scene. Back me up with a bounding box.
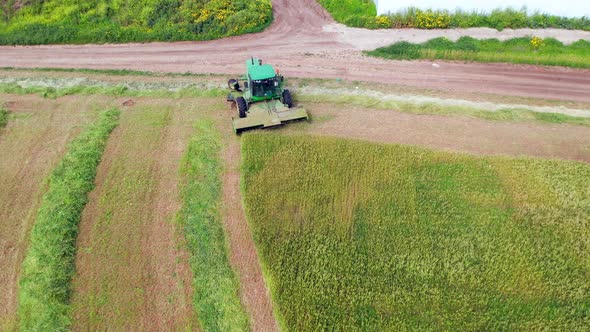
[177,119,249,331]
[17,108,120,331]
[242,133,590,331]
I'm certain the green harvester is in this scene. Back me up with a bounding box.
[227,58,308,133]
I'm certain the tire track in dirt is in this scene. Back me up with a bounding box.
[1,0,589,103]
[219,123,279,332]
[72,101,197,331]
[0,96,92,330]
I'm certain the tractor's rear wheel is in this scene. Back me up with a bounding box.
[283,89,293,108]
[236,97,248,118]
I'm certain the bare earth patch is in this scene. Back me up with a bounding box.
[288,103,590,163]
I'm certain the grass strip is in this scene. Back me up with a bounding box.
[178,119,249,331]
[242,133,590,331]
[17,108,120,331]
[0,106,8,128]
[366,37,590,68]
[0,82,226,99]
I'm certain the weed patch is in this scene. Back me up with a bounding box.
[178,118,249,331]
[17,108,120,331]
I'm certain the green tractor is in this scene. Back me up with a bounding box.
[227,58,308,133]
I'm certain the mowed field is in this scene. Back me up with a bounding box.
[1,70,589,330]
[242,133,590,330]
[0,96,96,330]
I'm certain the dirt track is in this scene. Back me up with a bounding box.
[1,0,590,102]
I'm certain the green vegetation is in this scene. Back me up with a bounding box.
[317,0,392,28]
[242,133,590,331]
[0,106,7,128]
[178,119,249,331]
[0,0,272,45]
[319,4,590,30]
[367,37,590,68]
[18,108,120,331]
[387,8,590,30]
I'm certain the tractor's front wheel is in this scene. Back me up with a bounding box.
[282,89,293,108]
[236,97,248,118]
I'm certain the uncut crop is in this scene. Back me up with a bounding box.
[367,37,590,68]
[18,108,120,331]
[0,0,272,45]
[242,133,590,331]
[177,119,249,331]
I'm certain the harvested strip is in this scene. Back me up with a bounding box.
[17,108,120,331]
[221,131,279,331]
[0,97,93,330]
[71,104,197,330]
[177,118,249,331]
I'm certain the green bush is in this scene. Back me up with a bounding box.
[18,108,120,331]
[317,0,377,28]
[242,133,590,330]
[0,0,273,45]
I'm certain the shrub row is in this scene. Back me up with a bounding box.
[0,106,8,128]
[366,37,590,68]
[318,4,590,31]
[18,108,120,331]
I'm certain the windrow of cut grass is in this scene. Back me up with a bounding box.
[242,133,590,331]
[177,118,249,331]
[366,36,590,68]
[17,108,120,331]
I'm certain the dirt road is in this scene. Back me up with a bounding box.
[1,0,589,102]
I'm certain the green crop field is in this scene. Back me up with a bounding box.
[242,133,590,331]
[367,37,590,69]
[0,0,272,45]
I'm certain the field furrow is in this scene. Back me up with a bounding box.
[0,96,93,330]
[71,101,198,330]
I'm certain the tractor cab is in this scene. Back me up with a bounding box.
[245,59,282,100]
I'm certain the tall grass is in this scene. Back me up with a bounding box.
[0,0,273,45]
[387,7,590,30]
[0,106,8,128]
[367,37,590,68]
[17,108,120,331]
[242,133,590,330]
[177,119,249,331]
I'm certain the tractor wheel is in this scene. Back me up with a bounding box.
[236,97,248,118]
[283,89,293,108]
[228,79,240,91]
